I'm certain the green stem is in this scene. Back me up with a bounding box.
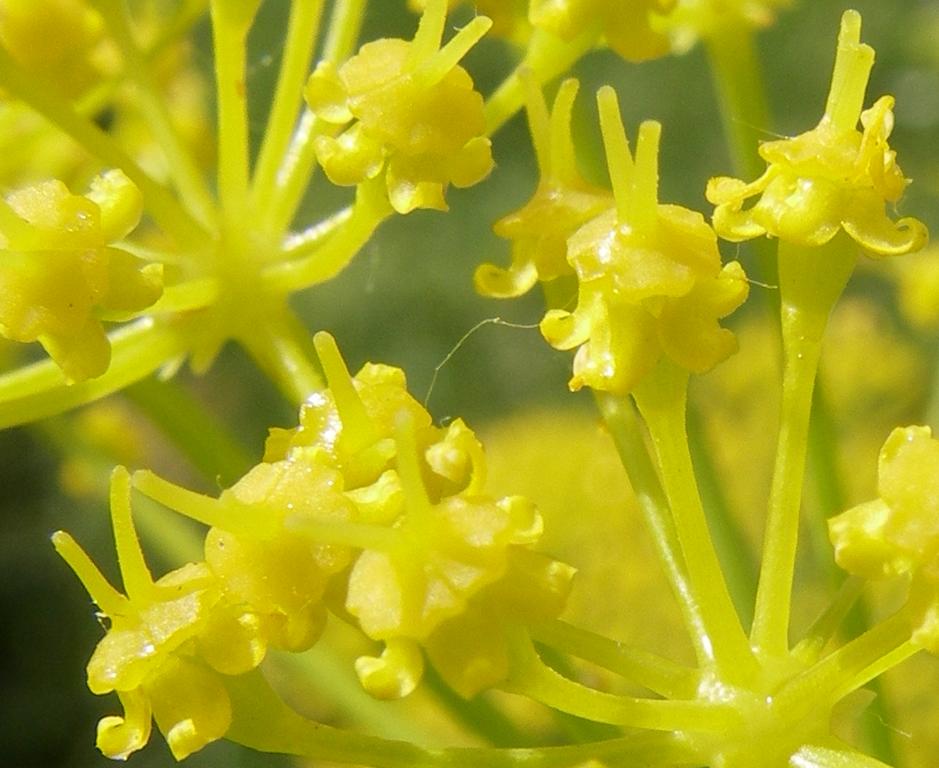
[94,0,218,231]
[124,376,254,485]
[751,235,857,657]
[633,362,756,683]
[226,671,698,767]
[687,404,757,627]
[594,391,713,668]
[210,0,255,220]
[780,608,916,708]
[0,319,189,429]
[792,576,865,663]
[805,384,898,765]
[238,304,324,405]
[484,26,596,136]
[529,619,699,699]
[704,22,770,183]
[262,181,391,293]
[282,205,354,257]
[503,633,734,732]
[262,0,367,235]
[251,0,325,206]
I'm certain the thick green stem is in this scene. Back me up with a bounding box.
[530,619,699,699]
[484,26,596,136]
[262,0,367,235]
[503,634,735,732]
[210,0,256,221]
[238,305,324,405]
[686,404,758,628]
[251,1,325,206]
[633,363,756,683]
[780,608,916,708]
[226,671,698,768]
[95,0,217,231]
[751,235,857,657]
[262,180,391,293]
[594,391,713,668]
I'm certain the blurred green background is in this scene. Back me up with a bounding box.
[2,0,939,766]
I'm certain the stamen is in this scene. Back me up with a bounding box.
[597,86,635,224]
[313,331,377,451]
[52,531,128,617]
[823,10,874,134]
[110,466,154,602]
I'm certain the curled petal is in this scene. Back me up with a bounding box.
[355,638,425,699]
[96,689,153,761]
[146,657,232,761]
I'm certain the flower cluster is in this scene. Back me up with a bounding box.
[305,0,493,213]
[481,81,747,395]
[10,1,939,767]
[474,76,612,298]
[528,0,675,62]
[0,170,161,381]
[55,333,573,757]
[661,0,793,51]
[707,10,927,257]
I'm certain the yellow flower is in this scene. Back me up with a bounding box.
[423,547,575,698]
[0,169,162,381]
[888,246,939,330]
[658,0,791,52]
[52,469,260,760]
[268,332,484,499]
[305,0,493,213]
[829,426,939,653]
[529,0,675,62]
[540,86,747,395]
[205,458,357,652]
[345,414,572,698]
[128,333,564,701]
[0,0,117,95]
[707,10,928,256]
[475,77,612,298]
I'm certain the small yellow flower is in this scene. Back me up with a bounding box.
[423,547,575,698]
[0,170,162,381]
[540,87,747,395]
[529,0,675,62]
[305,0,493,213]
[345,413,572,698]
[889,246,939,330]
[475,77,612,298]
[829,426,939,653]
[707,10,928,256]
[0,0,117,94]
[206,458,356,652]
[52,469,258,760]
